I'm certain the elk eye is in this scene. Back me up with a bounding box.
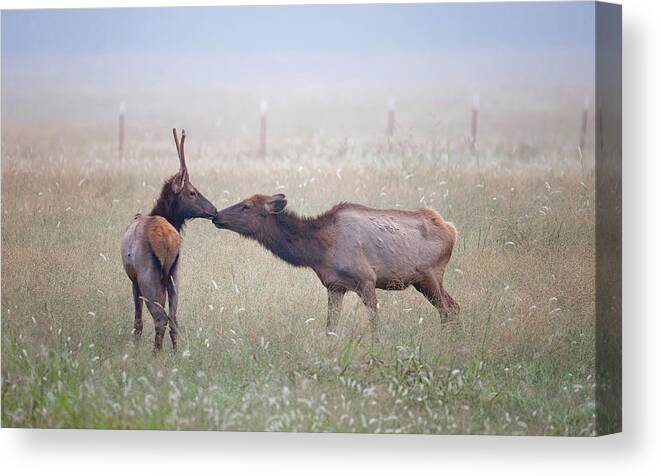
[241,204,251,211]
[189,191,196,197]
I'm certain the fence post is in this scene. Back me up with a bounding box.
[259,100,268,159]
[118,101,126,161]
[470,93,479,154]
[387,97,396,137]
[579,95,589,152]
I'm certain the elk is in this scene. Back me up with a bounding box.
[121,129,217,351]
[212,194,459,337]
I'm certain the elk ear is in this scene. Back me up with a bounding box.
[265,194,287,214]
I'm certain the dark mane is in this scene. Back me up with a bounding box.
[250,202,369,268]
[149,174,186,231]
[247,204,344,268]
[273,201,360,234]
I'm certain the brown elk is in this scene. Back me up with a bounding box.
[121,129,217,351]
[212,194,459,337]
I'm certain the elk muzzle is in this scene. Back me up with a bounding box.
[212,211,227,229]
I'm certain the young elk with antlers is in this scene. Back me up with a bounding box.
[121,129,217,351]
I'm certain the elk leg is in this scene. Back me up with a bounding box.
[441,288,460,316]
[132,281,143,339]
[413,275,452,323]
[326,288,345,334]
[145,300,168,351]
[139,274,168,351]
[436,265,460,317]
[358,283,379,340]
[166,263,179,352]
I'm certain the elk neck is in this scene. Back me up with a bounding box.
[253,211,329,268]
[149,177,186,232]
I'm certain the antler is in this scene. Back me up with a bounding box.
[179,129,187,177]
[172,128,181,160]
[171,128,189,193]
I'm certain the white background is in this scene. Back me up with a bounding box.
[0,0,657,474]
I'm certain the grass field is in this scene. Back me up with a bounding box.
[1,127,596,435]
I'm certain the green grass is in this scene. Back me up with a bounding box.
[1,131,596,434]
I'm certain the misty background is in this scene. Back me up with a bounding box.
[1,3,595,150]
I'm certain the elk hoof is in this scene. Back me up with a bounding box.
[439,315,458,326]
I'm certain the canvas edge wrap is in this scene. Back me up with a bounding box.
[595,1,622,436]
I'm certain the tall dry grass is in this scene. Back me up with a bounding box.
[1,123,595,434]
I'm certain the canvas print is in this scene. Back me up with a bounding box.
[1,2,621,435]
